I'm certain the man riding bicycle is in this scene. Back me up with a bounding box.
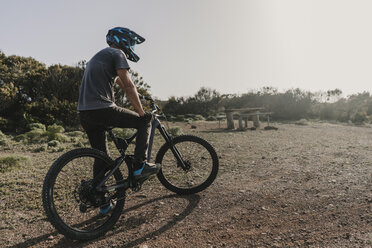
[77,27,161,213]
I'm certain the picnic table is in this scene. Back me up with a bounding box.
[225,108,272,130]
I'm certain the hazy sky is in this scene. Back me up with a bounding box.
[1,0,372,99]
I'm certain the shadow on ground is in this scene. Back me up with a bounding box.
[10,194,200,248]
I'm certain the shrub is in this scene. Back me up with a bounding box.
[206,116,217,121]
[24,129,48,143]
[295,119,308,126]
[174,115,186,122]
[51,147,65,153]
[24,98,79,128]
[48,140,60,147]
[73,141,85,148]
[66,131,85,137]
[351,111,367,125]
[46,124,69,142]
[47,124,65,133]
[185,114,196,119]
[0,117,10,132]
[194,115,205,121]
[112,128,135,138]
[13,123,48,143]
[14,134,27,142]
[14,123,70,143]
[0,155,29,173]
[0,130,7,145]
[166,115,175,122]
[167,126,183,136]
[185,114,205,121]
[50,133,69,142]
[28,123,46,132]
[34,144,47,152]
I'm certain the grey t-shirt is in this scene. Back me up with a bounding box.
[77,47,130,111]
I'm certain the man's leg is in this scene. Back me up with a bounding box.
[85,129,109,179]
[104,106,151,164]
[102,106,160,179]
[79,111,109,179]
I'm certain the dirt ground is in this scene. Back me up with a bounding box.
[1,121,372,247]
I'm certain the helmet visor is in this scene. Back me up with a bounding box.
[130,41,136,51]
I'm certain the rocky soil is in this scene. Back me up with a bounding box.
[1,121,371,247]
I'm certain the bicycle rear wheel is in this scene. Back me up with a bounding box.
[42,148,125,240]
[155,135,219,195]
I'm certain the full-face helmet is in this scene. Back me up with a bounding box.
[106,27,145,62]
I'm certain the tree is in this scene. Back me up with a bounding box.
[326,88,342,102]
[0,82,18,114]
[114,69,152,109]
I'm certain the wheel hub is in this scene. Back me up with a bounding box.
[178,160,191,171]
[74,179,104,208]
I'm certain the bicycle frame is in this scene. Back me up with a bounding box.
[96,116,187,193]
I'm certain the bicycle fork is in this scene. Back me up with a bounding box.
[150,118,190,171]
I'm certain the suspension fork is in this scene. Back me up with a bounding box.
[148,118,189,170]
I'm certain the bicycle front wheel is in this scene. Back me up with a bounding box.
[42,148,125,240]
[155,135,219,195]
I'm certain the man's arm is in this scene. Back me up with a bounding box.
[116,68,145,116]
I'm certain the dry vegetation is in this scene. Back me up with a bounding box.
[0,120,371,247]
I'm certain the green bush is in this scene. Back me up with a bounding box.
[0,117,10,132]
[46,124,69,142]
[351,111,367,125]
[295,119,309,126]
[48,140,60,147]
[166,115,175,121]
[66,131,85,137]
[14,123,70,143]
[28,123,46,131]
[0,155,29,173]
[14,134,27,142]
[24,98,79,128]
[24,129,48,143]
[47,133,69,142]
[47,123,65,133]
[13,122,48,143]
[34,144,47,152]
[184,114,205,121]
[174,115,186,122]
[206,116,217,121]
[0,130,7,145]
[167,126,183,136]
[51,146,65,153]
[185,114,195,119]
[73,141,85,148]
[194,115,205,121]
[112,128,135,138]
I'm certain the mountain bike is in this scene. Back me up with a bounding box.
[42,96,219,240]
